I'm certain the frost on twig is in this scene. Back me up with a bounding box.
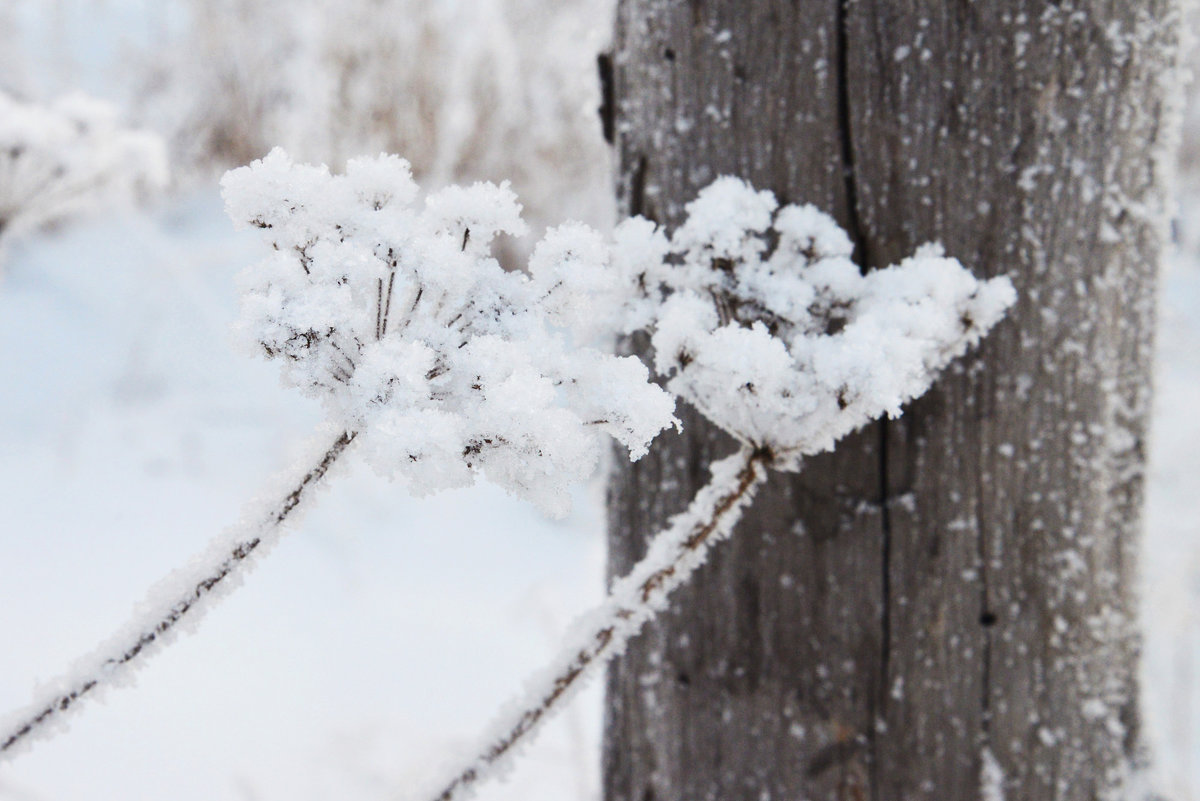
[424,446,769,801]
[432,178,1016,800]
[223,148,677,516]
[0,428,354,759]
[0,91,168,255]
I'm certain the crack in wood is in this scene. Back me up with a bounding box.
[833,3,890,799]
[598,52,616,145]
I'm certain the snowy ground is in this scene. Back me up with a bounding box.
[0,195,606,801]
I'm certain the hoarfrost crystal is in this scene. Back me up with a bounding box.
[223,148,676,516]
[587,176,1017,461]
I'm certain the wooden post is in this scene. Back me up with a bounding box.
[604,2,1179,799]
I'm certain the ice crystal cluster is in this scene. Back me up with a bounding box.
[225,151,1013,508]
[577,177,1018,461]
[222,149,676,516]
[0,91,168,245]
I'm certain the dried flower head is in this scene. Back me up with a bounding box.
[223,148,677,516]
[586,177,1016,462]
[0,91,168,245]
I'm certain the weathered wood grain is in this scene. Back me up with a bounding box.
[605,2,1178,799]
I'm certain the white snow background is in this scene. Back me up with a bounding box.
[1,1,1199,800]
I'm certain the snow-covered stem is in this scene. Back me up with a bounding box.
[0,428,356,759]
[0,91,167,257]
[424,446,770,801]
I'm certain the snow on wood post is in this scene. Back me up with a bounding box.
[604,2,1180,800]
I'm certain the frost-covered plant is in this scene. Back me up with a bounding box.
[536,177,1017,459]
[0,159,1014,798]
[424,180,1016,801]
[0,91,168,257]
[0,150,676,758]
[223,147,675,516]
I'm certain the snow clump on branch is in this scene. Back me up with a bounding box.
[222,148,677,517]
[0,91,168,248]
[537,176,1017,462]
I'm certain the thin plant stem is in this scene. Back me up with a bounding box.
[426,445,771,801]
[0,429,357,758]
